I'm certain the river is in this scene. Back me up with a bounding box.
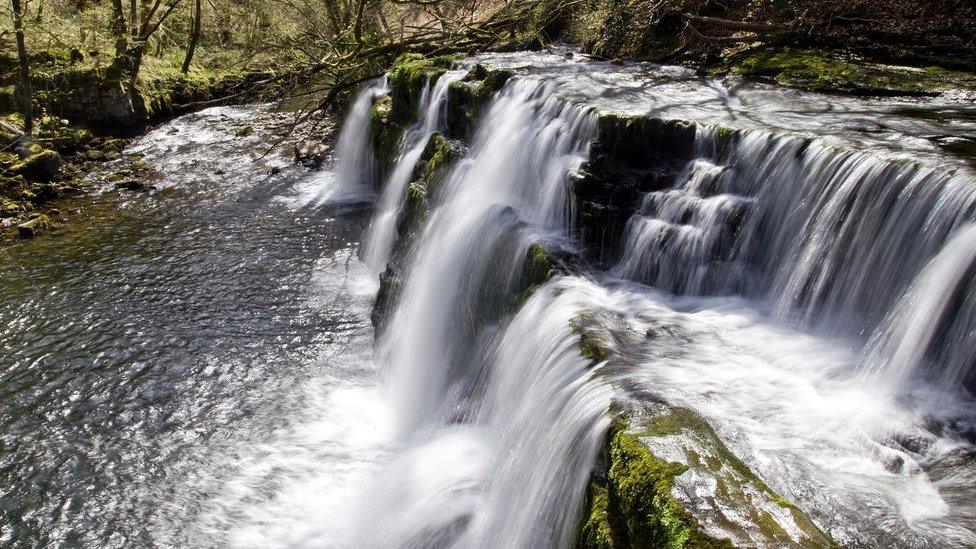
[2,52,976,548]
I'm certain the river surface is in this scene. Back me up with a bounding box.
[3,52,976,549]
[0,107,386,547]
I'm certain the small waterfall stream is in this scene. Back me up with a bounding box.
[360,71,465,271]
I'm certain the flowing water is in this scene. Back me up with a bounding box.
[3,51,976,548]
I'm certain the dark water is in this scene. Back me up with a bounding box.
[0,106,376,548]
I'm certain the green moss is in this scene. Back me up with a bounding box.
[568,312,613,365]
[370,94,402,176]
[10,149,62,182]
[446,66,514,137]
[394,133,460,244]
[387,54,456,126]
[578,481,616,549]
[579,411,835,548]
[729,47,976,96]
[602,418,733,549]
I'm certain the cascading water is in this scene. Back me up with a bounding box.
[360,71,465,271]
[340,75,607,548]
[605,118,976,545]
[614,125,976,389]
[337,54,976,548]
[863,223,976,391]
[288,80,387,206]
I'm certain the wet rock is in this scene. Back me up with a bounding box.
[114,179,151,191]
[445,66,514,138]
[294,140,329,168]
[16,214,49,239]
[85,149,106,161]
[578,409,835,549]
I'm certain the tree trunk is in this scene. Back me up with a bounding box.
[181,0,201,72]
[129,0,138,38]
[111,0,128,55]
[11,0,33,135]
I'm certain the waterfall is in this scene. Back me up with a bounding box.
[360,71,465,272]
[377,78,595,434]
[287,80,387,206]
[348,77,605,548]
[334,79,388,192]
[614,125,976,390]
[862,223,976,390]
[352,280,610,548]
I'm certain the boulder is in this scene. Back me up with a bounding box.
[11,149,62,182]
[16,214,49,239]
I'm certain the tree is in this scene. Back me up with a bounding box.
[111,0,128,56]
[182,0,201,72]
[10,0,33,135]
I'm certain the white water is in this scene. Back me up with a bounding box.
[350,77,605,547]
[360,71,465,271]
[863,224,976,391]
[606,118,976,545]
[615,125,976,391]
[214,56,976,548]
[285,80,387,207]
[557,276,976,547]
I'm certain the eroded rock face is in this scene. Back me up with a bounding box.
[445,65,514,138]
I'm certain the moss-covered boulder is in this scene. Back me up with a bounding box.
[578,411,835,548]
[369,94,401,177]
[11,148,62,182]
[16,213,49,239]
[387,53,456,126]
[395,132,461,242]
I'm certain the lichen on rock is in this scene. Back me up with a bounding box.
[726,47,976,96]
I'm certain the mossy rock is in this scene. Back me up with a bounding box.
[395,132,461,242]
[445,65,514,138]
[569,312,614,366]
[728,47,976,96]
[387,53,456,126]
[578,411,836,548]
[371,266,400,331]
[11,149,62,182]
[369,94,402,177]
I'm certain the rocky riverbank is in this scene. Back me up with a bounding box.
[0,46,281,243]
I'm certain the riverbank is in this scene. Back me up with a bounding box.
[0,45,284,242]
